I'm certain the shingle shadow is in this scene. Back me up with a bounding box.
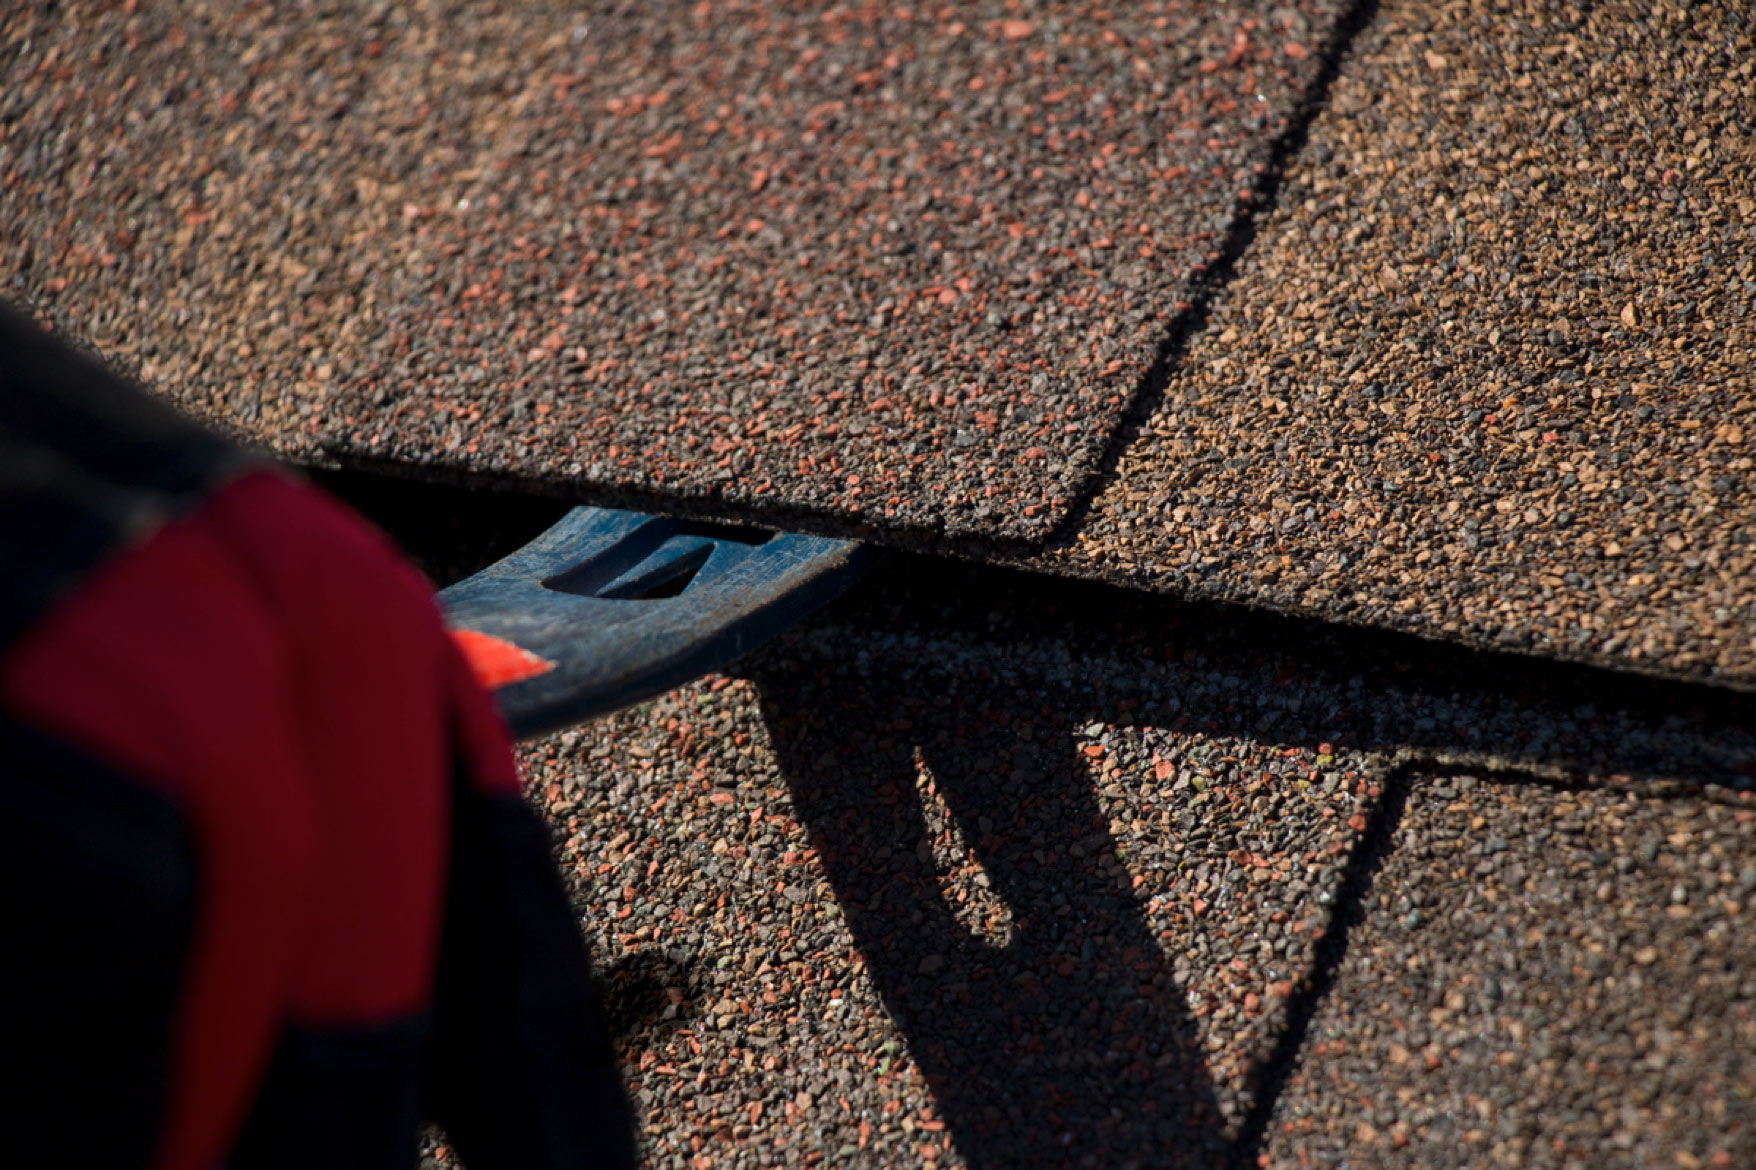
[754,664,1227,1170]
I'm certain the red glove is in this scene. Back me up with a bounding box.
[0,305,633,1169]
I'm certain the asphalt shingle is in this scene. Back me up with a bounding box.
[1264,772,1756,1170]
[2,0,1346,540]
[1042,0,1756,684]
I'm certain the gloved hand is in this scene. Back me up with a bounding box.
[0,303,635,1170]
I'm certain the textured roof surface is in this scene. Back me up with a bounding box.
[11,4,1756,1160]
[5,1,547,440]
[1263,768,1756,1168]
[437,558,1756,1169]
[4,0,1345,540]
[6,0,1755,687]
[1038,0,1756,684]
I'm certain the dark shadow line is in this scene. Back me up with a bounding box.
[804,553,1756,742]
[311,428,1756,703]
[1399,757,1756,811]
[1044,0,1384,550]
[1225,760,1414,1169]
[312,470,1756,748]
[308,445,1052,562]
